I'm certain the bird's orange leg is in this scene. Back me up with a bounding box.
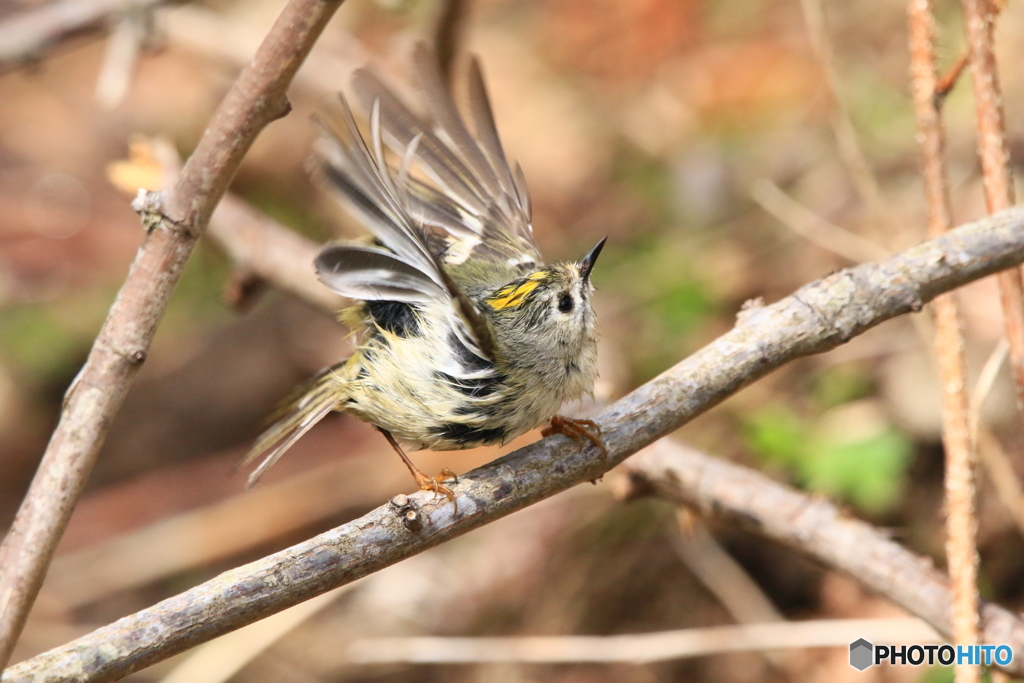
[543,415,607,459]
[379,428,458,512]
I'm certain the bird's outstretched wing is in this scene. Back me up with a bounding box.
[349,44,540,270]
[314,88,498,362]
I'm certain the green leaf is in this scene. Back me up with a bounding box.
[744,404,912,514]
[743,406,807,468]
[804,428,912,514]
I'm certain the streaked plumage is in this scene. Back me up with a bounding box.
[241,46,604,492]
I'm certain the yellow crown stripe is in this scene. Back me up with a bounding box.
[488,281,539,309]
[487,271,547,310]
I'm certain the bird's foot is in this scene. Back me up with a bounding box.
[412,466,459,512]
[543,415,607,459]
[379,428,459,514]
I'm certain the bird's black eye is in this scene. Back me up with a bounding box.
[558,293,574,313]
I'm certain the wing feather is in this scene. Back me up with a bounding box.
[352,69,489,215]
[352,46,540,269]
[316,244,447,303]
[513,161,532,223]
[316,89,498,361]
[411,45,504,200]
[465,57,521,214]
[317,99,440,280]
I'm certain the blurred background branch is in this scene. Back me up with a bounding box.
[345,618,941,664]
[960,0,1024,429]
[0,0,173,73]
[621,439,1024,672]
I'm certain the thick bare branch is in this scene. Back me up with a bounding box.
[0,0,345,670]
[6,205,1024,681]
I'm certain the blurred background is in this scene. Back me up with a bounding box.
[2,0,1024,680]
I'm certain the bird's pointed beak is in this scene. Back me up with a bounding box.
[578,237,607,283]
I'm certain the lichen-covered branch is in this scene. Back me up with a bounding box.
[5,205,1024,682]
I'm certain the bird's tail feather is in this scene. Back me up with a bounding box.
[237,363,349,488]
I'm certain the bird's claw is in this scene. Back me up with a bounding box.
[543,415,607,459]
[413,467,459,513]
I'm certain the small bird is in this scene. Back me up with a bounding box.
[239,46,605,503]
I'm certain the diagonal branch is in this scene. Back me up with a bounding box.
[5,205,1024,681]
[0,0,346,671]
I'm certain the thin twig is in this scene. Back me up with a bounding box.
[0,0,346,671]
[0,0,170,73]
[959,0,1024,567]
[669,515,787,668]
[909,2,979,681]
[966,343,1024,539]
[346,618,941,664]
[94,10,146,109]
[961,0,1024,420]
[799,0,892,238]
[163,5,368,98]
[977,428,1024,537]
[936,51,969,103]
[969,339,1008,443]
[6,206,1024,681]
[751,179,890,263]
[937,0,1007,104]
[669,516,784,626]
[619,439,1024,675]
[970,368,1024,543]
[107,136,339,314]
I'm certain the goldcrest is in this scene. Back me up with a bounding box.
[240,45,605,503]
